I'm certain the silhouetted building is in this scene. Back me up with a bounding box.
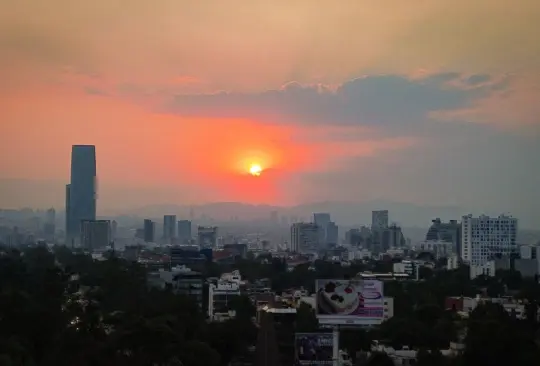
[326,221,338,245]
[44,208,56,241]
[255,306,297,366]
[143,219,155,243]
[170,246,207,267]
[111,220,118,240]
[426,218,462,255]
[372,210,389,229]
[80,219,110,250]
[290,223,319,252]
[177,220,192,244]
[346,229,362,246]
[224,243,248,258]
[198,226,218,247]
[163,215,176,241]
[65,145,97,241]
[255,309,282,366]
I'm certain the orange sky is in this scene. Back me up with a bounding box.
[0,0,539,213]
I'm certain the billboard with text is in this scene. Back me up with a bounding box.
[295,333,334,366]
[315,279,384,325]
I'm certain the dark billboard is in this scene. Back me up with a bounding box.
[295,333,334,366]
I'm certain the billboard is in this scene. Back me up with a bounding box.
[295,333,334,366]
[315,279,384,325]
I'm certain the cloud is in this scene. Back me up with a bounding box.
[163,73,503,132]
[1,0,539,90]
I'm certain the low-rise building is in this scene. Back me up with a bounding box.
[445,295,538,320]
[393,260,420,280]
[208,271,243,321]
[413,240,454,259]
[147,265,203,307]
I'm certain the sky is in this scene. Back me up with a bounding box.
[0,0,539,223]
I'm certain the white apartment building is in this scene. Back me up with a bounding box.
[208,280,241,321]
[461,214,517,266]
[290,223,319,252]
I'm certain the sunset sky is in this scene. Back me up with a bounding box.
[1,0,539,220]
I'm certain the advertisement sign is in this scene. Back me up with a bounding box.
[295,333,334,365]
[315,279,384,326]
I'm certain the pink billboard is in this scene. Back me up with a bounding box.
[315,279,384,325]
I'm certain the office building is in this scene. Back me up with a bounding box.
[143,219,155,243]
[170,245,207,266]
[45,208,56,225]
[326,221,338,245]
[163,215,176,241]
[198,226,218,247]
[383,224,405,249]
[461,214,518,266]
[290,223,319,252]
[313,213,331,245]
[372,210,389,229]
[43,207,56,241]
[425,218,462,256]
[177,220,192,244]
[65,145,97,241]
[111,220,118,240]
[80,219,110,250]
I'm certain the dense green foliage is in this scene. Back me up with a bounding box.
[1,246,540,366]
[0,246,256,366]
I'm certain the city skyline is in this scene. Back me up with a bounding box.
[1,1,539,225]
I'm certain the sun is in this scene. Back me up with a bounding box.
[249,163,263,177]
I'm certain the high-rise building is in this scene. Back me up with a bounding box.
[326,221,338,245]
[80,219,110,250]
[461,214,518,266]
[143,219,155,243]
[111,220,118,240]
[177,220,192,244]
[66,145,97,241]
[290,223,319,252]
[372,210,389,230]
[163,215,177,241]
[425,218,462,255]
[44,207,56,241]
[313,213,331,245]
[198,226,218,247]
[383,224,405,249]
[45,208,56,225]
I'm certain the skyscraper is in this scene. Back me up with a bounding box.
[371,210,389,229]
[177,220,192,244]
[313,212,331,245]
[80,220,111,250]
[163,215,177,241]
[144,219,156,243]
[66,145,97,241]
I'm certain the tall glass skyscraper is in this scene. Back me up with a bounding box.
[66,145,97,240]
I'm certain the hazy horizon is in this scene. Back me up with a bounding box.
[1,1,539,226]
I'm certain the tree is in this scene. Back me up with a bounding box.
[366,352,395,366]
[295,302,319,332]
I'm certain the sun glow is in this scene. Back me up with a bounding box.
[249,163,263,176]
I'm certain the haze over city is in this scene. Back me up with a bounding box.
[1,0,539,227]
